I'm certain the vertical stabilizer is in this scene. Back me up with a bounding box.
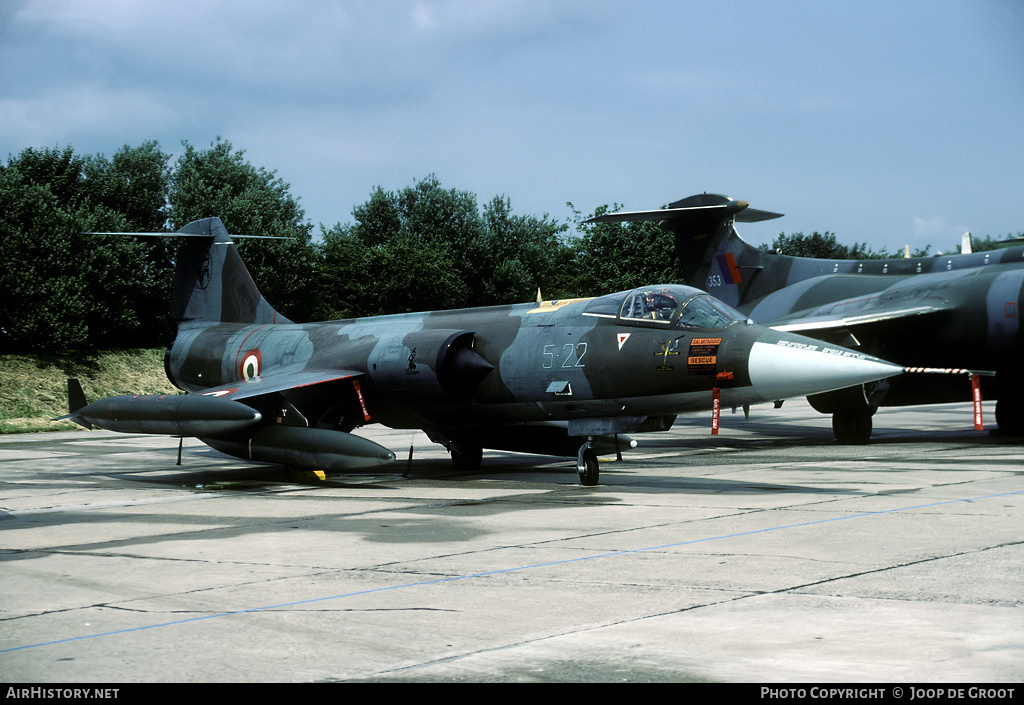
[584,194,782,308]
[170,218,291,325]
[664,194,776,307]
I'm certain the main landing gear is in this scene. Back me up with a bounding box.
[445,438,601,486]
[450,443,483,471]
[831,410,873,445]
[995,396,1024,436]
[809,380,888,446]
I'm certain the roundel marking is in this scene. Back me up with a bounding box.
[240,349,262,381]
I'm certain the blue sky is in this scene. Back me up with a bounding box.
[2,0,1022,252]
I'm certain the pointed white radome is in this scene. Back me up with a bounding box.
[747,338,903,401]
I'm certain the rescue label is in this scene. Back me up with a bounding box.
[688,338,721,375]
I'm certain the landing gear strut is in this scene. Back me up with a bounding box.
[577,442,599,486]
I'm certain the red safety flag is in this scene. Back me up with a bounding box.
[711,387,721,435]
[353,379,372,422]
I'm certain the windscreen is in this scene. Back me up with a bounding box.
[582,284,748,329]
[674,295,748,329]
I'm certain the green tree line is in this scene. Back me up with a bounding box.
[3,138,1016,353]
[0,138,682,352]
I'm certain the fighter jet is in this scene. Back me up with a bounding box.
[587,194,1022,443]
[64,217,906,484]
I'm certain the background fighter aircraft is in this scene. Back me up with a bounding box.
[64,217,906,484]
[588,194,1024,443]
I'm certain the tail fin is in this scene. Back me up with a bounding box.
[67,377,88,414]
[585,193,782,308]
[61,378,92,430]
[170,217,291,325]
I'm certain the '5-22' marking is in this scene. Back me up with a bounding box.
[542,342,587,369]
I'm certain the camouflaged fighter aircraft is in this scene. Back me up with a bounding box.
[64,216,907,485]
[587,193,1023,444]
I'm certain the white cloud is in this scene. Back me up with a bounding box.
[411,2,439,31]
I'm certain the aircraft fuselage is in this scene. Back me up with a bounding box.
[166,287,898,437]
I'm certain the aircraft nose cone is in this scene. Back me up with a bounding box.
[747,334,903,401]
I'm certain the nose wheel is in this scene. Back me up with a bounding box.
[577,442,599,486]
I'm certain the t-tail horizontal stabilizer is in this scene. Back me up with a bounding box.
[85,218,292,326]
[584,196,783,226]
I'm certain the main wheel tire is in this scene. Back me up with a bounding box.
[832,411,872,445]
[995,398,1024,436]
[451,445,483,471]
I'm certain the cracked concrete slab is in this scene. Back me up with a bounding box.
[0,400,1021,682]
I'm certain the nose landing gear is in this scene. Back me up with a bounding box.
[577,441,599,486]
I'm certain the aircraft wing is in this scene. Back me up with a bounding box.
[196,369,364,401]
[190,369,393,471]
[769,304,948,335]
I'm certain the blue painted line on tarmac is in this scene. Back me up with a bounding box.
[3,488,1021,654]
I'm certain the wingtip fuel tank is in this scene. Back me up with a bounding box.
[65,394,263,436]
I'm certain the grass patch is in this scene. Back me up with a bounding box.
[0,349,179,433]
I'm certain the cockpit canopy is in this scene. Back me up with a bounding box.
[583,284,750,329]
